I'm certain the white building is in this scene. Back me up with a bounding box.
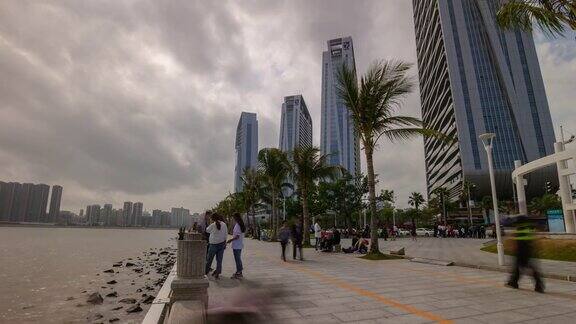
[279,95,312,153]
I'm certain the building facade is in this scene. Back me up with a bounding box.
[132,202,143,226]
[0,182,18,221]
[320,36,361,176]
[412,0,556,200]
[123,201,133,226]
[48,185,63,223]
[170,207,190,227]
[102,203,113,226]
[279,95,313,152]
[234,112,258,192]
[28,184,50,222]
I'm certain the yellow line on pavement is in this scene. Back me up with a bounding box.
[280,261,452,324]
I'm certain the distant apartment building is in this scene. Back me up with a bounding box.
[234,112,258,192]
[132,202,143,226]
[28,184,50,222]
[86,204,101,225]
[123,201,133,226]
[102,204,113,226]
[320,36,361,176]
[48,185,63,223]
[170,207,190,227]
[0,182,18,221]
[412,0,556,199]
[14,183,33,222]
[279,95,313,153]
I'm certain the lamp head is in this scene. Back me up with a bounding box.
[479,133,496,148]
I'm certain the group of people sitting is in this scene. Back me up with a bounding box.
[342,234,369,254]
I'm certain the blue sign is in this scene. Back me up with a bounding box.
[547,209,565,233]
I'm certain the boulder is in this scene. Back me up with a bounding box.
[109,318,120,323]
[103,269,114,273]
[106,291,118,298]
[111,306,123,311]
[107,280,117,285]
[118,298,137,304]
[126,304,143,313]
[125,262,135,267]
[86,293,103,305]
[140,295,155,304]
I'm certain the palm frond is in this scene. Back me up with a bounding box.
[496,0,569,37]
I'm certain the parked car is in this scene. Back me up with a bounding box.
[397,228,410,236]
[415,228,433,236]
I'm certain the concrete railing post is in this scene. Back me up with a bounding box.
[554,142,576,233]
[170,234,209,307]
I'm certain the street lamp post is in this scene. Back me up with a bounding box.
[467,183,476,225]
[479,133,505,266]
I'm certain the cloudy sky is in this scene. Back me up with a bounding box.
[0,1,575,213]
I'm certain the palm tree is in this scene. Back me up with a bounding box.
[240,167,261,231]
[431,187,451,224]
[496,0,576,37]
[258,148,289,239]
[289,146,340,245]
[408,192,425,230]
[337,60,436,255]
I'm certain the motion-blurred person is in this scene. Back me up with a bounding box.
[291,222,304,260]
[227,212,245,279]
[506,216,544,293]
[278,221,291,262]
[314,221,322,250]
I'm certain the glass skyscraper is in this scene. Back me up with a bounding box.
[234,112,259,193]
[320,37,361,176]
[279,95,313,152]
[413,0,556,199]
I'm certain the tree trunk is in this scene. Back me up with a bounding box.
[302,184,310,246]
[365,147,380,254]
[271,189,277,240]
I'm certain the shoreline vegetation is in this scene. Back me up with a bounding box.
[481,238,576,262]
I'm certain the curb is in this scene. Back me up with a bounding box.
[453,261,576,282]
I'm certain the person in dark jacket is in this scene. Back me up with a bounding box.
[506,217,544,293]
[278,221,291,262]
[291,222,304,261]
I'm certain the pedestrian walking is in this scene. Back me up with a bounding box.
[314,221,322,250]
[279,221,291,261]
[205,213,228,279]
[227,212,245,279]
[411,225,417,241]
[291,222,304,260]
[506,216,544,293]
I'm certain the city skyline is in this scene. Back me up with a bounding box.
[0,1,574,211]
[413,0,557,200]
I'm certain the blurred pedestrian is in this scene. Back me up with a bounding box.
[205,213,228,279]
[506,217,544,293]
[314,221,322,250]
[279,221,291,262]
[291,222,304,261]
[227,212,245,279]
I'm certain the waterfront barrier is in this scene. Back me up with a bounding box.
[142,232,208,324]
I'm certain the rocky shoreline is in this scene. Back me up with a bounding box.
[73,246,176,323]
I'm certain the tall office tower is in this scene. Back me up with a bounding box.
[160,211,171,227]
[102,204,113,226]
[279,95,313,152]
[0,182,19,221]
[170,207,190,227]
[14,183,33,222]
[234,112,258,192]
[320,37,361,176]
[412,0,555,200]
[122,201,133,226]
[132,202,143,226]
[28,184,50,222]
[48,185,63,223]
[152,209,162,227]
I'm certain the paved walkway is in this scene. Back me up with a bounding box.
[206,238,576,323]
[341,237,576,279]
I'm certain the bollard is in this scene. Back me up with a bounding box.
[170,235,209,307]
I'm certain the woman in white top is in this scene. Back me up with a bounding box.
[205,213,228,279]
[227,212,245,279]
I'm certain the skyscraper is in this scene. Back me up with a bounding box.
[123,201,133,226]
[102,203,113,226]
[28,184,49,222]
[0,182,18,222]
[86,204,101,225]
[279,95,313,152]
[14,183,33,222]
[48,185,63,223]
[320,37,361,175]
[132,202,143,226]
[234,112,258,192]
[413,0,556,199]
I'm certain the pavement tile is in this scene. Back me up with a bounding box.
[471,310,535,323]
[375,314,434,323]
[433,306,485,319]
[313,296,361,306]
[333,309,392,322]
[271,308,302,319]
[297,305,353,316]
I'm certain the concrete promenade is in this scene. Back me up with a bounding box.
[206,238,576,323]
